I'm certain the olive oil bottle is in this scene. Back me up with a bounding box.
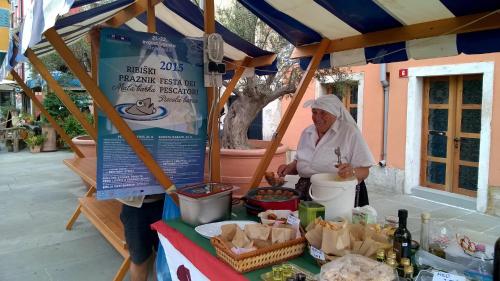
[393,209,412,261]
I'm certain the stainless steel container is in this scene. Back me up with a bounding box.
[177,183,233,226]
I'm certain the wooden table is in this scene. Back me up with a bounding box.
[63,157,130,281]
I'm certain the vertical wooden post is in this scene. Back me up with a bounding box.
[25,48,98,141]
[207,57,250,137]
[90,35,99,129]
[11,70,85,157]
[44,27,176,193]
[147,0,156,33]
[249,38,331,188]
[204,0,220,182]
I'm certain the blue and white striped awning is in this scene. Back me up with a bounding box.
[238,0,500,69]
[9,0,277,79]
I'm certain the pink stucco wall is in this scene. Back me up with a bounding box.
[281,53,500,186]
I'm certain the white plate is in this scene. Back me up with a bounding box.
[194,220,258,239]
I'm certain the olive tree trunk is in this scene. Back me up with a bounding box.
[220,76,297,149]
[221,93,268,149]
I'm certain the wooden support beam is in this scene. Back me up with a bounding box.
[147,0,156,33]
[11,70,85,158]
[225,54,277,71]
[106,0,161,28]
[90,35,99,129]
[204,0,220,182]
[25,48,98,141]
[218,57,251,113]
[291,11,500,59]
[249,38,331,188]
[44,27,176,195]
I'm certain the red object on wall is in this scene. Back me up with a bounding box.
[399,68,408,78]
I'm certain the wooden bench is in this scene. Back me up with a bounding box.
[64,158,130,281]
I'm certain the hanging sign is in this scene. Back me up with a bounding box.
[96,28,207,200]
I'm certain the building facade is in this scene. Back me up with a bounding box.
[276,53,500,214]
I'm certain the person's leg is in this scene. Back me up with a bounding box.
[120,205,155,281]
[130,255,151,281]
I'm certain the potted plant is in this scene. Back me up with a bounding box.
[211,4,348,196]
[41,91,94,153]
[24,133,46,153]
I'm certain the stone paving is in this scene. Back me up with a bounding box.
[1,149,499,280]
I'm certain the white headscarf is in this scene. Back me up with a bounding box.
[303,95,357,126]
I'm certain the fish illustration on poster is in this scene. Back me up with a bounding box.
[96,28,207,200]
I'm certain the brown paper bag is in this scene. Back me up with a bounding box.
[221,223,237,241]
[271,227,295,244]
[222,240,235,251]
[358,237,374,256]
[349,224,365,244]
[321,227,350,256]
[305,223,323,249]
[351,241,364,254]
[244,224,271,241]
[253,239,272,249]
[232,227,252,248]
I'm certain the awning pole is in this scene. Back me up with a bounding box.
[204,0,221,182]
[249,38,331,188]
[147,0,156,33]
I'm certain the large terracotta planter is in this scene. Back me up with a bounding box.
[72,135,96,158]
[205,140,288,197]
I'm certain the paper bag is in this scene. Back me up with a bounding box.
[305,223,323,249]
[271,227,295,244]
[221,223,237,241]
[244,224,271,241]
[232,227,253,248]
[321,227,350,256]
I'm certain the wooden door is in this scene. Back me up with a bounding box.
[421,75,482,197]
[452,75,482,196]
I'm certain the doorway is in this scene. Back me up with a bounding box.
[421,75,482,197]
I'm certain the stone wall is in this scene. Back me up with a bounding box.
[366,166,405,194]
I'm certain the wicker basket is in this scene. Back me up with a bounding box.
[210,236,307,273]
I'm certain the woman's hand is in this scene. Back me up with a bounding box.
[336,163,355,179]
[336,163,370,182]
[277,160,298,177]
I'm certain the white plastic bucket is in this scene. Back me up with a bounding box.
[309,173,357,221]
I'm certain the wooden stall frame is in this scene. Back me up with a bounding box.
[13,1,278,279]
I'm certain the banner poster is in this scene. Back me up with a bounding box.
[97,28,207,200]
